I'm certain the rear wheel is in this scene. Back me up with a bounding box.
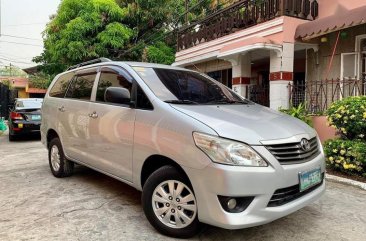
[142,166,200,238]
[48,138,74,178]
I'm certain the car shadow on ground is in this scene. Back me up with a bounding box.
[9,133,41,142]
[70,165,317,240]
[73,164,141,203]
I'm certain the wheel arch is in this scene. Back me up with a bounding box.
[140,155,192,189]
[46,129,59,149]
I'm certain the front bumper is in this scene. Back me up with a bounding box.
[184,145,326,229]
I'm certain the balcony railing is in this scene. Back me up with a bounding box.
[177,0,319,51]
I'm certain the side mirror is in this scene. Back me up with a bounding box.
[104,87,131,105]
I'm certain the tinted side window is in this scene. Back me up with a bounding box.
[135,85,153,110]
[65,73,96,100]
[49,73,74,98]
[96,67,132,103]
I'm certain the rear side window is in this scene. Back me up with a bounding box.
[65,72,96,100]
[96,66,132,103]
[49,73,74,98]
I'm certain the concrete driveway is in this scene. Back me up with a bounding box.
[0,133,365,241]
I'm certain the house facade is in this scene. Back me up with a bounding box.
[173,0,366,111]
[0,77,47,99]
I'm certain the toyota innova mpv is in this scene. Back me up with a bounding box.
[41,58,325,238]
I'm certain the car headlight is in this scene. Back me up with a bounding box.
[193,132,268,167]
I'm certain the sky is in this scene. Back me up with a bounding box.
[0,0,60,69]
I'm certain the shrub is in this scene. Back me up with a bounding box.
[324,139,366,176]
[326,96,366,141]
[279,103,312,126]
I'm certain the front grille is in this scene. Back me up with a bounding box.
[265,137,320,164]
[267,173,324,207]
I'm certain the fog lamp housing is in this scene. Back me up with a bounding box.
[218,196,254,213]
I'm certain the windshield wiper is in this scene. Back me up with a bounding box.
[164,100,199,105]
[205,99,250,104]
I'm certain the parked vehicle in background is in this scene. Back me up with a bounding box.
[8,98,43,141]
[41,58,325,238]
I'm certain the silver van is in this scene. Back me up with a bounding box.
[41,58,325,238]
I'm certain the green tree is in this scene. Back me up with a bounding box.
[35,0,134,76]
[35,0,214,76]
[144,41,175,65]
[116,0,212,63]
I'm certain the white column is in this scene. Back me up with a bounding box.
[269,43,294,110]
[230,54,251,98]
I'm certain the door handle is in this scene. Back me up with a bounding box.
[58,106,65,112]
[88,111,98,119]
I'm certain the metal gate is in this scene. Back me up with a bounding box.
[0,83,18,119]
[247,85,270,107]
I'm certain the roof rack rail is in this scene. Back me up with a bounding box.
[66,57,112,70]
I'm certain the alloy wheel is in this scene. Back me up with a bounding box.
[50,145,61,172]
[152,180,197,229]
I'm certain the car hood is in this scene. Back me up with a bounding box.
[171,104,316,145]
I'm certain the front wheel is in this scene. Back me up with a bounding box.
[48,137,74,178]
[142,166,200,238]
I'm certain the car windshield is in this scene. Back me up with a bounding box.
[16,100,43,109]
[133,67,249,104]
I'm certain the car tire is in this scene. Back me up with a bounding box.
[48,137,74,178]
[142,165,200,238]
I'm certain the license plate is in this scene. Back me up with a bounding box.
[31,115,41,120]
[299,167,322,192]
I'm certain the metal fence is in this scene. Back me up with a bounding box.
[247,85,270,107]
[289,79,366,113]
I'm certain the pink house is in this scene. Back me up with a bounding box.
[173,0,366,111]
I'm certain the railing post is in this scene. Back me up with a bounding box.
[311,0,319,20]
[246,85,249,100]
[303,0,311,19]
[288,82,292,107]
[278,0,285,16]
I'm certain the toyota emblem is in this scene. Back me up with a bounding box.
[300,139,311,151]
